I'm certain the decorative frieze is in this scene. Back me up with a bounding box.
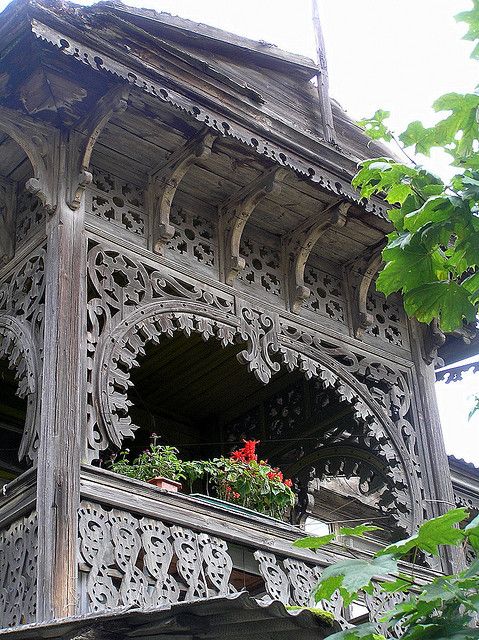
[237,235,283,299]
[365,291,409,349]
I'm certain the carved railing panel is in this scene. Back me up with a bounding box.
[78,500,352,621]
[86,167,147,242]
[0,511,37,627]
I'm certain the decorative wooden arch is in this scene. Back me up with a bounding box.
[0,316,41,463]
[95,301,422,532]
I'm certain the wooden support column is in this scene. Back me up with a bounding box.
[35,132,86,621]
[409,320,465,573]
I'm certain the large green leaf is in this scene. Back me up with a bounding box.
[314,555,398,606]
[325,623,384,640]
[403,282,477,332]
[357,110,393,141]
[379,508,469,558]
[293,533,335,549]
[456,0,479,59]
[377,242,445,296]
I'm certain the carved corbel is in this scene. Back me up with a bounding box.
[219,167,288,285]
[423,318,446,366]
[351,245,386,338]
[149,130,218,254]
[0,106,59,214]
[67,85,130,210]
[285,200,350,312]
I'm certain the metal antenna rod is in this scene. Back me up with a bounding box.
[311,0,336,144]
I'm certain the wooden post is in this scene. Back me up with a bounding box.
[35,133,85,620]
[311,0,336,144]
[409,320,465,573]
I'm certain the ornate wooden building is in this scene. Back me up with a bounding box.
[0,0,474,637]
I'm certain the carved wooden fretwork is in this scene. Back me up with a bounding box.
[0,247,45,462]
[166,206,216,274]
[85,237,424,529]
[148,130,217,254]
[0,511,37,627]
[67,85,130,210]
[0,178,15,266]
[365,290,409,350]
[15,188,46,248]
[219,167,288,285]
[302,263,346,324]
[284,200,350,312]
[86,167,147,241]
[78,500,354,625]
[236,233,283,299]
[0,106,58,214]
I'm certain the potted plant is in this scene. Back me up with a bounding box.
[109,443,185,492]
[202,440,296,520]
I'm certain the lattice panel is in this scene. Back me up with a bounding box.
[15,190,45,246]
[167,206,216,272]
[78,501,351,618]
[86,167,147,239]
[303,265,346,324]
[0,512,37,627]
[237,236,283,298]
[366,291,409,348]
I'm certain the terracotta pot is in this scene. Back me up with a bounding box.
[147,476,182,492]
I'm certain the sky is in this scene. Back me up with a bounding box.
[1,0,478,462]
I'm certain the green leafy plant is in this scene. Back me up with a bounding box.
[295,508,479,640]
[109,444,186,483]
[353,2,479,333]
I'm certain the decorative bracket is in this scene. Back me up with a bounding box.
[350,241,385,338]
[0,105,59,214]
[219,167,288,285]
[423,319,446,366]
[67,85,130,210]
[149,130,218,254]
[285,200,350,312]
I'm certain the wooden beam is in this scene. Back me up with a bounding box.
[149,130,217,254]
[285,200,350,312]
[219,167,288,285]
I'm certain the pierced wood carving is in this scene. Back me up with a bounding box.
[219,167,288,285]
[0,178,15,267]
[149,130,217,253]
[0,512,37,627]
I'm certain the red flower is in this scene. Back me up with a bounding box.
[284,478,293,488]
[232,491,240,499]
[230,439,260,463]
[267,471,276,480]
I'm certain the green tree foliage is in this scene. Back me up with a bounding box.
[295,509,479,640]
[353,3,479,332]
